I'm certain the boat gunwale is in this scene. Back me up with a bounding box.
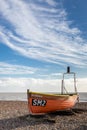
[28,91,78,97]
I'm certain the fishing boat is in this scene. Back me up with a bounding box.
[27,67,79,115]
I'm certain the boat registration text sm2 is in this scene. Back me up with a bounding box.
[32,99,47,106]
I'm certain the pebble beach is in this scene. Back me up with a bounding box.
[0,101,87,130]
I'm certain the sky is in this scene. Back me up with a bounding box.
[0,0,87,92]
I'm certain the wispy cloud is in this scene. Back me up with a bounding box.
[0,0,87,67]
[0,62,37,75]
[44,0,57,6]
[0,62,62,79]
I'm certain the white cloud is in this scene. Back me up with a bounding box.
[0,77,87,92]
[0,78,60,92]
[0,0,87,67]
[77,78,87,92]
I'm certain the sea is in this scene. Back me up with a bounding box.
[0,92,87,102]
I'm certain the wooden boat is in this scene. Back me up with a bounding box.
[27,67,79,115]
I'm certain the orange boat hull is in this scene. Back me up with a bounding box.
[27,92,78,115]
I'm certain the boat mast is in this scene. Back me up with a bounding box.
[61,67,77,94]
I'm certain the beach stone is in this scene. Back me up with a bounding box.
[0,101,87,130]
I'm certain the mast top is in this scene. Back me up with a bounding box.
[67,66,70,73]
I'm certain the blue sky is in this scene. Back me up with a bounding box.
[0,0,87,92]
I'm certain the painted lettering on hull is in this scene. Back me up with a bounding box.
[32,99,47,106]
